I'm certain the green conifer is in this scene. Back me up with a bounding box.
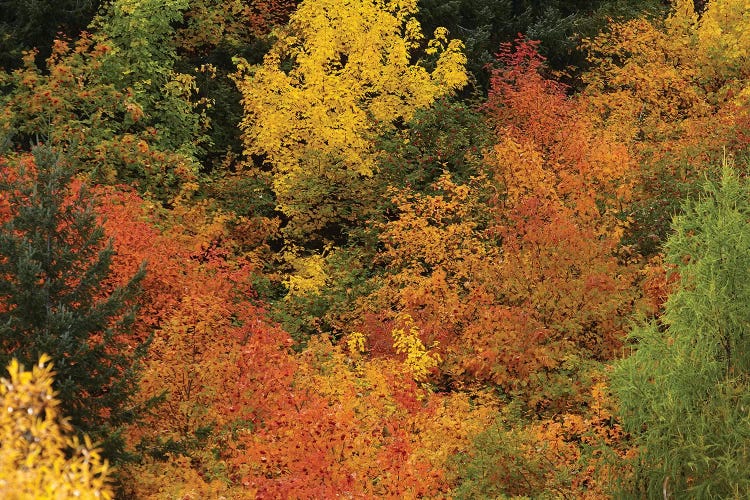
[613,161,750,498]
[0,145,148,461]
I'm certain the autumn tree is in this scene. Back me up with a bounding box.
[584,0,750,144]
[0,355,113,499]
[364,169,629,409]
[361,39,637,411]
[363,172,499,360]
[482,38,638,393]
[0,146,148,461]
[88,183,292,496]
[0,38,202,202]
[89,0,209,160]
[234,0,468,249]
[582,0,750,253]
[228,335,496,497]
[0,0,208,203]
[612,163,750,497]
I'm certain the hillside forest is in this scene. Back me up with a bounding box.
[1,0,750,497]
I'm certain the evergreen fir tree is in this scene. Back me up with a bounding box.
[612,161,750,498]
[0,145,149,461]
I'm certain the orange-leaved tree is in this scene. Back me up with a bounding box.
[227,335,496,497]
[581,0,750,252]
[481,38,638,408]
[360,38,639,412]
[93,184,294,496]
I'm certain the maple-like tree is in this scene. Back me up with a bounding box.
[482,38,638,405]
[582,0,750,253]
[228,335,495,497]
[360,38,638,413]
[88,183,294,496]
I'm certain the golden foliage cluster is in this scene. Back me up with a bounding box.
[0,356,112,500]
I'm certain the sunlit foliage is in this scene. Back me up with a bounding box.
[0,355,113,499]
[234,0,468,246]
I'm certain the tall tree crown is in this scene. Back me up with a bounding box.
[0,146,149,461]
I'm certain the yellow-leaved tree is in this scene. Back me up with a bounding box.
[0,355,112,499]
[233,0,467,253]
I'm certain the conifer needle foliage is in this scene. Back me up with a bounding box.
[0,146,149,462]
[613,162,750,498]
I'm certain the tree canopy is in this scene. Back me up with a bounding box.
[1,0,749,496]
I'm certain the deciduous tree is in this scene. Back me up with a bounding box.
[582,0,750,252]
[234,0,468,247]
[0,34,201,202]
[0,355,113,499]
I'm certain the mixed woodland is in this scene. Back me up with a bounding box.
[1,0,750,497]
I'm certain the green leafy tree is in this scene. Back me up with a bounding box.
[90,0,208,159]
[0,0,207,202]
[612,162,750,498]
[0,146,149,461]
[376,97,491,195]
